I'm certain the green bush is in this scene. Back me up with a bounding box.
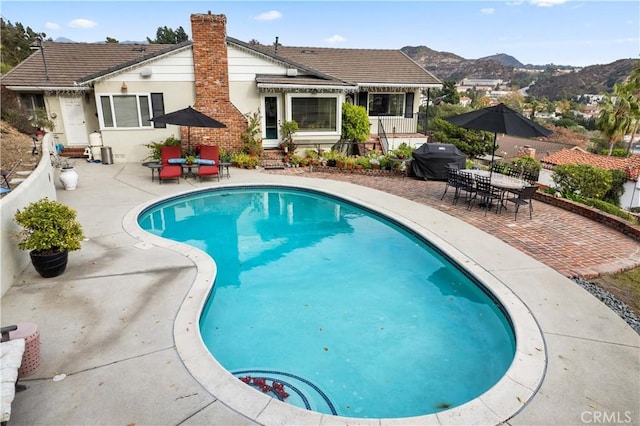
[552,164,612,200]
[391,143,414,159]
[602,169,627,206]
[14,198,85,254]
[341,103,370,142]
[511,156,542,173]
[144,136,181,161]
[232,152,259,168]
[241,111,263,157]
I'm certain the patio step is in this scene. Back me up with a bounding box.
[60,147,88,158]
[261,149,287,169]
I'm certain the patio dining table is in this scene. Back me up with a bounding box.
[464,169,528,191]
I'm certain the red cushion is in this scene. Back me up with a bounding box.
[159,165,182,179]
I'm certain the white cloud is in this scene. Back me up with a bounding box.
[254,10,282,21]
[325,34,346,44]
[480,8,495,15]
[45,22,61,30]
[68,18,97,29]
[530,0,567,7]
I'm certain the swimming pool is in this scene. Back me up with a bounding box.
[138,186,518,419]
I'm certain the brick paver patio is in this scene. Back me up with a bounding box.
[265,168,640,278]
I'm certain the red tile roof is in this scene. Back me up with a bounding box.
[542,149,640,181]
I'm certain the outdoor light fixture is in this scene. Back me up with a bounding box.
[29,37,49,81]
[121,82,128,91]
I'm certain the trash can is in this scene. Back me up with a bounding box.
[101,146,113,164]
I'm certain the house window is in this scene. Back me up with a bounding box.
[290,96,337,132]
[19,94,46,119]
[368,93,404,116]
[99,93,164,128]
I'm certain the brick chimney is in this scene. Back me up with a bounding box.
[190,12,247,151]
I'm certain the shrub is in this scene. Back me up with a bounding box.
[602,169,628,206]
[241,111,263,157]
[341,103,370,142]
[552,164,612,200]
[14,198,85,254]
[279,120,299,153]
[511,156,542,173]
[232,152,259,169]
[144,136,181,161]
[391,143,414,159]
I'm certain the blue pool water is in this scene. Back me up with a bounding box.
[138,187,516,419]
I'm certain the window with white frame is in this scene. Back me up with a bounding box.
[19,94,46,119]
[368,93,404,116]
[99,93,164,128]
[290,95,338,132]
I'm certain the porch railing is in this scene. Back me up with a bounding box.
[377,120,389,154]
[375,113,428,136]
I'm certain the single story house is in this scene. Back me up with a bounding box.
[540,148,640,210]
[1,12,442,163]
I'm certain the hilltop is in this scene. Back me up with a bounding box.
[401,45,637,100]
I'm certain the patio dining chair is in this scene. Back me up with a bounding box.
[456,171,477,206]
[501,185,538,220]
[440,167,463,203]
[469,174,502,215]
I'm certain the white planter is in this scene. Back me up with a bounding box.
[59,167,79,190]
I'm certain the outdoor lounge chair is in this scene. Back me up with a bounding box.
[197,145,220,181]
[159,146,182,184]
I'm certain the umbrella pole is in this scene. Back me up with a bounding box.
[187,127,191,154]
[489,132,497,179]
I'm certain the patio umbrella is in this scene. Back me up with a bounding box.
[445,103,552,177]
[150,106,226,153]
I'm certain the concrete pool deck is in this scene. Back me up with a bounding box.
[2,161,639,425]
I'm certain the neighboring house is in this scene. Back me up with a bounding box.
[541,148,640,209]
[1,12,442,163]
[496,135,584,162]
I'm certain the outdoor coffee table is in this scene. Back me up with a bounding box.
[181,163,198,179]
[141,161,162,182]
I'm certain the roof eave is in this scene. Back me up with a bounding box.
[76,41,193,85]
[4,85,90,92]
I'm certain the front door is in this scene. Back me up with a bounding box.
[262,95,281,148]
[61,97,89,146]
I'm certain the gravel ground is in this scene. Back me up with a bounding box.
[572,277,640,334]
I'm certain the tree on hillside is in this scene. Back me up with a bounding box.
[1,18,48,73]
[597,64,640,156]
[105,37,119,43]
[147,26,189,44]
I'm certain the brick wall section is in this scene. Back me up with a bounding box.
[189,12,247,152]
[534,192,640,241]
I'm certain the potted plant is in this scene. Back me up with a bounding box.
[279,120,299,153]
[241,111,263,157]
[14,198,85,278]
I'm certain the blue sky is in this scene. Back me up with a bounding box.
[2,0,638,67]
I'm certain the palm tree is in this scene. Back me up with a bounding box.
[597,82,637,156]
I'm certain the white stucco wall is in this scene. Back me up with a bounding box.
[92,49,196,163]
[1,136,56,297]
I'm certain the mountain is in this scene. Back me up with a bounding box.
[401,45,637,100]
[527,59,637,100]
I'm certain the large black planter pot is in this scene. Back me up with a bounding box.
[30,250,68,278]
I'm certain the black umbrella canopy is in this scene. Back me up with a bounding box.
[445,103,552,176]
[445,103,552,138]
[150,106,226,152]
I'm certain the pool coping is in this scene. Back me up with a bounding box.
[122,178,548,425]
